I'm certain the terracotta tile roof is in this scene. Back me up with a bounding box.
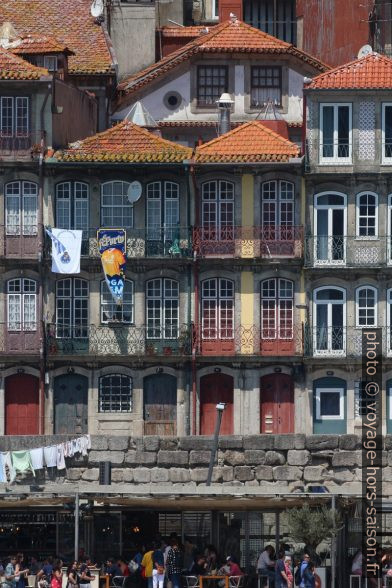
[194,120,300,163]
[307,52,392,89]
[54,121,193,163]
[0,0,113,75]
[118,19,329,97]
[159,25,212,38]
[0,47,48,79]
[11,34,74,55]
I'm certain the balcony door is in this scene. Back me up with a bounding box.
[313,287,346,355]
[201,278,234,355]
[314,192,346,264]
[56,181,89,252]
[201,180,234,255]
[54,374,88,434]
[146,181,179,256]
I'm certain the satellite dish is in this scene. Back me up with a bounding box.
[127,181,142,204]
[91,0,104,18]
[358,44,373,59]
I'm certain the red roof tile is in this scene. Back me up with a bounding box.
[0,47,49,79]
[159,25,212,38]
[11,34,74,55]
[118,19,329,97]
[307,52,392,89]
[54,121,193,163]
[0,0,113,75]
[194,120,300,163]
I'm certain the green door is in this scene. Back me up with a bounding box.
[54,374,88,434]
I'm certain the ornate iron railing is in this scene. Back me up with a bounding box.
[304,236,392,267]
[0,130,43,158]
[46,323,192,356]
[304,325,391,358]
[0,224,42,258]
[44,227,192,259]
[193,226,303,258]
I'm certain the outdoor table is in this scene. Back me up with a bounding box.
[199,575,229,588]
[100,575,110,588]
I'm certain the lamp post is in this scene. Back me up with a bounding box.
[206,402,226,486]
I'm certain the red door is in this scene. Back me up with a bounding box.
[5,374,40,435]
[260,373,294,433]
[200,373,233,434]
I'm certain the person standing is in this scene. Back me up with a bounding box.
[275,550,289,588]
[50,561,63,588]
[284,556,293,588]
[67,562,79,588]
[152,543,165,588]
[298,554,310,588]
[141,545,155,588]
[302,562,315,588]
[166,539,183,588]
[4,556,20,588]
[79,559,92,588]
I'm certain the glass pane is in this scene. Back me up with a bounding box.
[385,106,392,157]
[320,391,341,416]
[337,105,349,157]
[322,106,334,157]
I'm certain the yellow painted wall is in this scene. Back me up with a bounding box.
[241,271,254,354]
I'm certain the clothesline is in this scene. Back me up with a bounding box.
[0,434,91,484]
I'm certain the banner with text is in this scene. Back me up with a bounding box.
[97,229,127,305]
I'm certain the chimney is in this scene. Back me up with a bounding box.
[217,93,234,136]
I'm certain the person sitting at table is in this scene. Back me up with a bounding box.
[224,557,243,577]
[205,546,219,575]
[105,559,120,579]
[189,555,208,576]
[257,546,275,587]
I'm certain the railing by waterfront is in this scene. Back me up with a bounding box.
[305,236,392,267]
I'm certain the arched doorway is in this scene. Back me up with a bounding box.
[5,374,39,435]
[260,373,294,433]
[200,373,234,435]
[144,374,177,435]
[53,374,88,434]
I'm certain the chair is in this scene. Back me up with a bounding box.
[183,576,199,588]
[112,577,127,588]
[27,576,36,588]
[257,574,269,588]
[228,576,245,588]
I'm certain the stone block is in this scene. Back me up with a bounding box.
[224,450,245,466]
[255,466,273,481]
[385,436,392,450]
[179,437,213,450]
[244,450,266,465]
[190,468,208,482]
[150,468,170,483]
[170,468,191,483]
[329,468,354,482]
[332,451,360,467]
[82,468,99,481]
[67,468,82,481]
[88,451,124,465]
[189,451,211,465]
[305,436,339,450]
[108,436,129,451]
[243,435,274,450]
[111,469,124,483]
[158,450,188,466]
[144,436,160,451]
[304,466,325,481]
[273,466,302,481]
[339,435,360,450]
[383,467,392,482]
[125,451,156,466]
[123,470,134,482]
[133,468,151,483]
[159,437,178,450]
[287,450,311,466]
[234,466,254,481]
[90,436,108,450]
[274,435,305,450]
[218,436,243,449]
[265,451,286,465]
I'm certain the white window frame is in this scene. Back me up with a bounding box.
[201,277,234,340]
[56,181,89,231]
[261,278,293,340]
[261,180,294,227]
[55,278,89,339]
[201,180,235,238]
[314,192,347,265]
[387,288,392,356]
[212,0,219,19]
[389,385,392,420]
[7,278,37,332]
[98,374,133,413]
[146,181,179,242]
[355,285,377,328]
[315,387,345,420]
[100,279,134,324]
[382,103,392,164]
[356,192,378,239]
[101,181,133,228]
[319,103,352,164]
[146,278,179,339]
[5,181,38,236]
[313,285,346,356]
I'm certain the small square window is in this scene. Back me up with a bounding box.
[315,387,344,420]
[251,66,282,107]
[197,65,228,106]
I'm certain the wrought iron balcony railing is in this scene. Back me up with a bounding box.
[304,325,391,358]
[0,322,42,355]
[44,227,192,259]
[0,131,43,158]
[0,224,42,259]
[305,236,392,267]
[193,226,304,258]
[46,323,192,356]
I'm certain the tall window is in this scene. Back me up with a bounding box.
[313,287,346,355]
[146,278,179,339]
[388,289,392,354]
[99,374,132,412]
[101,181,133,228]
[0,97,29,137]
[314,192,346,264]
[7,278,36,331]
[261,180,294,227]
[201,278,234,340]
[320,103,352,163]
[56,278,88,338]
[56,182,89,232]
[261,278,293,339]
[101,280,134,323]
[244,0,296,44]
[202,180,234,239]
[147,181,179,244]
[356,192,377,237]
[197,66,228,106]
[251,66,282,107]
[356,286,377,327]
[5,181,38,235]
[382,103,392,162]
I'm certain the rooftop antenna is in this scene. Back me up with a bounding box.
[357,44,373,58]
[91,0,104,18]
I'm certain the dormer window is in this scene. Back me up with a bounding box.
[197,65,228,106]
[251,66,282,107]
[320,103,352,164]
[31,55,58,72]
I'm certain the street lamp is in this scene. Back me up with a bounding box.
[206,402,226,486]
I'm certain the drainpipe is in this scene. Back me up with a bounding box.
[38,82,52,435]
[302,91,307,158]
[190,165,200,435]
[185,163,192,436]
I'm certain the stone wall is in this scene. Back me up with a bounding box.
[2,434,392,495]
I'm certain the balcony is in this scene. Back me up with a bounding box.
[44,227,192,259]
[193,226,304,259]
[0,323,41,355]
[0,225,42,259]
[0,131,42,160]
[195,324,303,356]
[305,236,392,267]
[304,325,390,358]
[46,323,192,357]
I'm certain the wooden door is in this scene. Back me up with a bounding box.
[54,374,88,434]
[144,374,177,435]
[260,373,294,433]
[200,373,233,435]
[5,374,39,435]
